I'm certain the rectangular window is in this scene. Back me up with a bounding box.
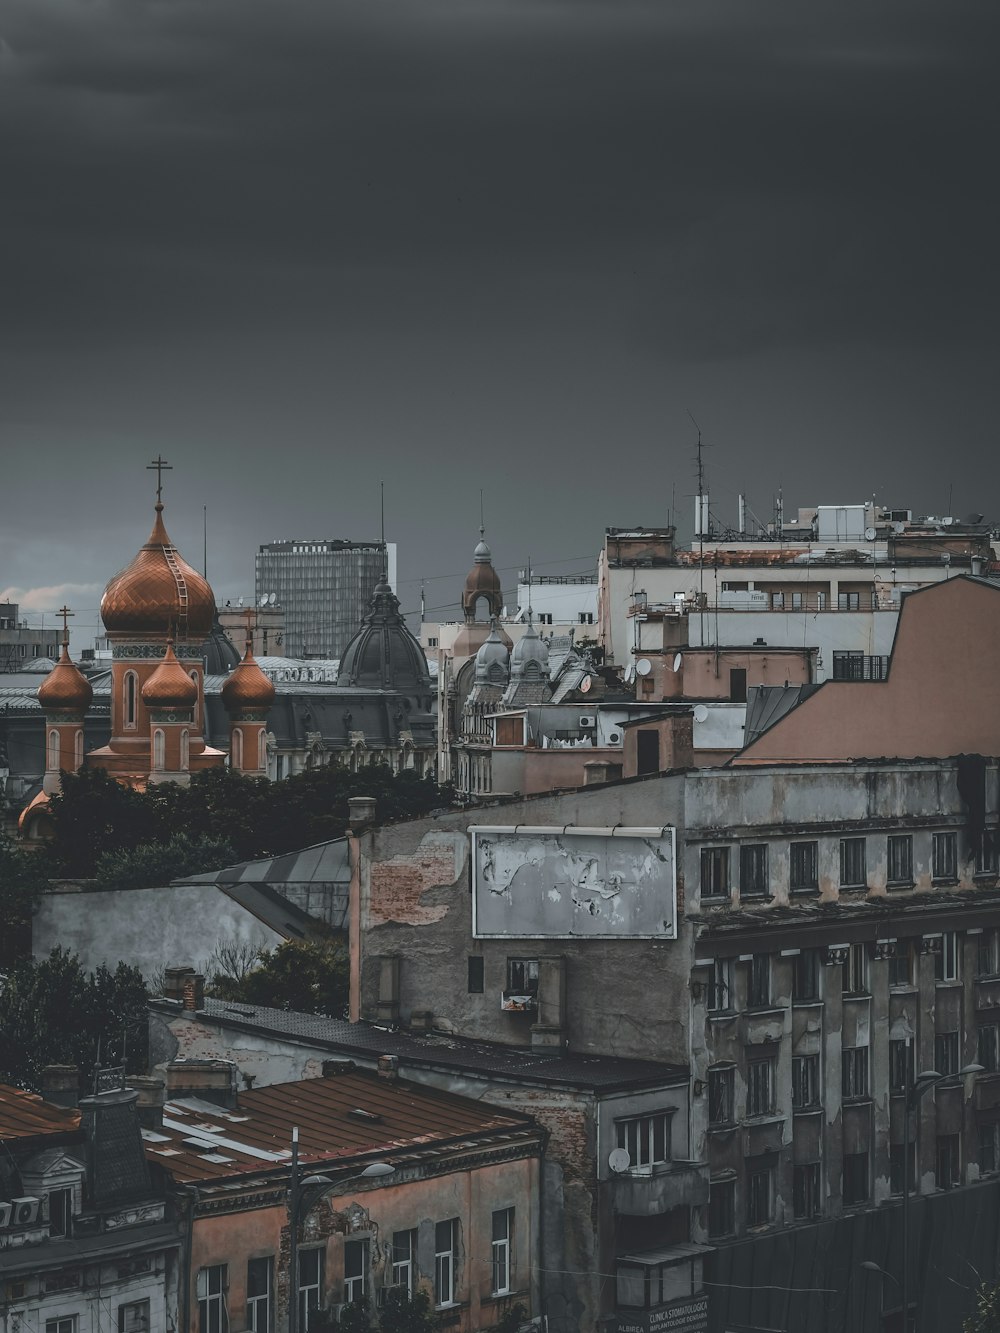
[843,1151,869,1206]
[933,832,958,881]
[46,1322,77,1333]
[935,932,960,982]
[935,1031,960,1077]
[793,1163,821,1219]
[789,842,819,894]
[746,1057,774,1117]
[889,1039,915,1095]
[700,847,730,899]
[435,1219,458,1307]
[843,943,869,995]
[937,1134,961,1190]
[793,949,820,1003]
[467,956,484,994]
[842,1047,869,1100]
[740,844,769,898]
[491,1208,514,1296]
[297,1250,323,1332]
[977,832,999,876]
[118,1307,150,1333]
[816,591,827,611]
[979,930,1000,977]
[708,958,732,1013]
[708,1067,735,1127]
[391,1230,416,1298]
[792,1054,820,1109]
[48,1186,73,1238]
[615,1112,671,1169]
[979,1025,1000,1074]
[198,1266,228,1333]
[838,591,861,611]
[887,834,913,886]
[708,1179,735,1238]
[771,591,785,610]
[747,1168,772,1226]
[246,1259,272,1333]
[507,958,538,997]
[889,940,915,988]
[729,669,747,703]
[790,592,803,611]
[980,1125,1000,1175]
[890,1143,916,1195]
[840,838,867,889]
[344,1239,368,1305]
[748,953,771,1008]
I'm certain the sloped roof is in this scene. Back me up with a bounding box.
[0,1085,80,1139]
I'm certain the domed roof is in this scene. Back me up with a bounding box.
[101,503,215,639]
[474,622,510,686]
[510,621,550,680]
[37,644,93,712]
[337,582,431,694]
[222,643,277,712]
[142,641,198,708]
[202,612,242,675]
[462,529,502,623]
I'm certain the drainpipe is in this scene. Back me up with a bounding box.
[180,1183,199,1333]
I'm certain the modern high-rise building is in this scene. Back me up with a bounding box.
[254,539,397,659]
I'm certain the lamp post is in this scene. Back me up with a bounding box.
[899,1048,983,1333]
[287,1126,395,1333]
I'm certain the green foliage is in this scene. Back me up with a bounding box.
[332,1299,375,1333]
[965,1283,1000,1333]
[0,834,52,952]
[378,1289,443,1333]
[0,948,148,1090]
[209,934,349,1017]
[491,1303,529,1333]
[92,831,235,891]
[45,768,163,876]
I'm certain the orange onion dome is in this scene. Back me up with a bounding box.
[142,642,198,708]
[101,503,215,638]
[37,644,93,712]
[221,645,276,713]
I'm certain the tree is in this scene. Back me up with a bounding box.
[208,933,349,1016]
[378,1290,443,1333]
[0,834,52,963]
[92,831,235,891]
[965,1283,1000,1333]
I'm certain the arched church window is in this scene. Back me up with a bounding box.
[74,729,84,769]
[180,729,190,769]
[124,671,138,729]
[152,728,165,770]
[47,729,60,770]
[231,728,243,771]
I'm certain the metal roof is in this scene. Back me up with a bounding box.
[0,1085,80,1139]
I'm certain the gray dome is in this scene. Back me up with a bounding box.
[510,622,549,681]
[337,582,431,693]
[474,622,510,686]
[202,613,242,676]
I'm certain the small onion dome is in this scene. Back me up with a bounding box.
[461,529,502,622]
[37,644,93,712]
[221,644,276,713]
[142,641,198,708]
[101,503,215,638]
[510,621,550,679]
[474,622,510,686]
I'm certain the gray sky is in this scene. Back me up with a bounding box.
[1,0,997,647]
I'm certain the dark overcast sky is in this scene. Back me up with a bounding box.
[1,0,997,645]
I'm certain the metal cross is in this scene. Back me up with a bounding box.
[146,455,173,503]
[57,605,74,647]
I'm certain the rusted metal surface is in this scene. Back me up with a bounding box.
[0,1084,81,1138]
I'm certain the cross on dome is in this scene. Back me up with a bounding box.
[146,455,173,504]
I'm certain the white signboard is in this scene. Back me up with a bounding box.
[470,825,676,940]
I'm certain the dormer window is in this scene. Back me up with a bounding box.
[49,1185,72,1237]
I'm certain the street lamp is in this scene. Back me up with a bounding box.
[287,1125,396,1333]
[899,1052,983,1333]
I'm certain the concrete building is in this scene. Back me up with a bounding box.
[256,539,397,660]
[0,603,58,673]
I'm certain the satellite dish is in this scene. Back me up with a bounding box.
[237,596,244,607]
[635,658,652,677]
[259,595,269,608]
[269,593,277,605]
[672,652,683,673]
[608,1147,631,1174]
[864,526,877,542]
[693,704,709,723]
[579,675,592,694]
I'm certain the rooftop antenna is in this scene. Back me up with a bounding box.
[420,581,426,621]
[146,455,172,504]
[379,481,389,585]
[526,557,533,623]
[203,504,208,578]
[688,411,706,642]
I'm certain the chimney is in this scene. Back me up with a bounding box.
[129,1075,166,1130]
[348,795,377,829]
[163,965,196,1003]
[40,1065,79,1109]
[79,1088,152,1208]
[182,973,205,1012]
[972,555,985,577]
[377,1055,399,1081]
[583,759,623,786]
[165,1059,237,1108]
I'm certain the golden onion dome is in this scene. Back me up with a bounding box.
[101,503,215,638]
[142,641,198,708]
[37,644,93,712]
[221,644,276,712]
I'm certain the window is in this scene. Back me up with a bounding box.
[935,1031,960,1077]
[46,1322,76,1333]
[793,1163,821,1219]
[792,1055,820,1109]
[838,591,861,611]
[890,1143,916,1195]
[790,592,803,611]
[435,1219,458,1307]
[467,956,484,994]
[297,1250,323,1332]
[889,940,915,988]
[933,832,958,881]
[391,1230,416,1297]
[937,1134,961,1190]
[700,847,729,899]
[789,842,818,894]
[793,949,820,1003]
[748,953,771,1008]
[889,1039,915,1095]
[840,838,867,889]
[708,958,732,1013]
[935,932,960,982]
[746,1056,774,1117]
[708,1067,735,1127]
[843,1151,869,1206]
[152,728,165,771]
[740,844,769,898]
[770,591,784,610]
[980,1125,1000,1175]
[48,1186,72,1238]
[246,1259,272,1333]
[344,1239,368,1305]
[887,835,913,886]
[198,1266,228,1333]
[843,943,869,995]
[747,1167,772,1226]
[615,1112,671,1169]
[124,670,137,729]
[842,1047,869,1100]
[978,1024,1000,1074]
[979,930,1000,977]
[47,728,60,771]
[491,1208,514,1296]
[507,958,538,998]
[729,668,747,702]
[117,1304,149,1333]
[977,832,999,876]
[708,1179,735,1238]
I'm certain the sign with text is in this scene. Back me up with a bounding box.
[606,1296,709,1333]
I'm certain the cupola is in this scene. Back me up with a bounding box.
[222,644,277,712]
[37,643,93,713]
[101,502,215,639]
[142,641,198,708]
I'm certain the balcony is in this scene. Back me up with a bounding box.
[606,1160,709,1216]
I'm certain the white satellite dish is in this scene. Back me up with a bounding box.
[237,596,244,607]
[259,595,269,608]
[269,593,277,605]
[693,704,709,723]
[579,675,592,694]
[608,1147,631,1174]
[864,526,877,541]
[672,652,683,673]
[635,658,652,677]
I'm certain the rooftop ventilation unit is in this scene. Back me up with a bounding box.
[11,1197,39,1227]
[578,715,596,728]
[0,1202,12,1229]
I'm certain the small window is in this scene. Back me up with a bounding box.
[889,1039,915,1095]
[246,1258,272,1333]
[842,1047,869,1100]
[708,958,732,1013]
[391,1229,416,1297]
[615,1112,671,1169]
[936,1134,961,1190]
[887,835,913,887]
[467,956,485,994]
[491,1208,514,1296]
[729,668,747,703]
[770,591,785,610]
[747,1166,772,1226]
[980,1125,1000,1175]
[124,670,138,729]
[843,943,869,995]
[700,847,730,899]
[118,1302,150,1333]
[747,953,771,1008]
[935,932,960,982]
[840,838,867,889]
[792,1054,820,1109]
[978,1024,1000,1074]
[48,1186,73,1238]
[343,1239,368,1305]
[793,1163,820,1219]
[838,591,861,611]
[792,950,820,1003]
[979,930,1000,977]
[977,832,999,876]
[843,1151,869,1205]
[746,1056,774,1117]
[47,1322,77,1333]
[889,940,915,988]
[297,1250,323,1332]
[790,592,803,611]
[935,1031,959,1077]
[708,1067,735,1127]
[435,1219,458,1307]
[933,832,958,881]
[708,1178,735,1238]
[789,841,819,894]
[197,1265,228,1333]
[740,844,769,898]
[507,958,538,997]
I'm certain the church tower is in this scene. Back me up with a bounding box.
[37,607,93,796]
[222,626,276,777]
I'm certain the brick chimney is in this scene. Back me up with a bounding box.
[377,1055,399,1081]
[348,795,377,829]
[165,1060,237,1108]
[40,1065,80,1109]
[129,1075,166,1130]
[162,965,195,1003]
[181,973,205,1012]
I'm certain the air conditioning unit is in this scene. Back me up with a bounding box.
[578,715,596,728]
[0,1202,12,1229]
[11,1197,39,1227]
[607,730,623,745]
